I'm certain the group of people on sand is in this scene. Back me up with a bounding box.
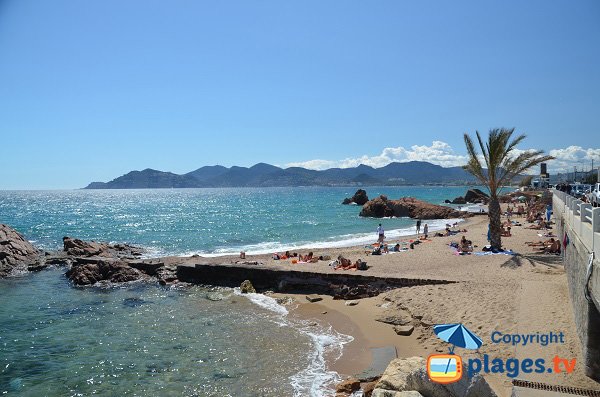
[526,238,561,254]
[271,251,330,263]
[332,255,367,271]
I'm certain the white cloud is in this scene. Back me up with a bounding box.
[284,142,600,174]
[286,141,468,170]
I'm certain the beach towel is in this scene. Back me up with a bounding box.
[475,250,516,256]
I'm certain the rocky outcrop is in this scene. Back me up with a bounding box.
[66,259,144,285]
[336,378,361,394]
[240,279,256,293]
[0,224,42,277]
[449,196,467,205]
[372,357,497,397]
[360,197,470,219]
[63,237,143,258]
[464,188,488,203]
[445,189,489,205]
[342,189,369,205]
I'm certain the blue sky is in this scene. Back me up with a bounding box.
[1,0,599,189]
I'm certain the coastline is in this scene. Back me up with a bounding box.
[226,211,599,396]
[4,200,600,395]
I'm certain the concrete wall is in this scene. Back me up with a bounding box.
[553,190,600,381]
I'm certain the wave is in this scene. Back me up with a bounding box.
[168,217,464,258]
[234,290,353,397]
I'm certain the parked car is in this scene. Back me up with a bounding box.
[587,183,600,207]
[571,184,592,199]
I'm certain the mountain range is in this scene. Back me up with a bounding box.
[84,161,479,189]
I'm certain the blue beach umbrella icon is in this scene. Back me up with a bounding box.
[433,323,483,351]
[432,323,483,377]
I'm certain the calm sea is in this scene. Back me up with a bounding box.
[0,186,484,396]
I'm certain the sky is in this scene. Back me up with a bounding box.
[0,0,599,189]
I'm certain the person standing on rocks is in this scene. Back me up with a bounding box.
[377,223,385,244]
[416,219,421,235]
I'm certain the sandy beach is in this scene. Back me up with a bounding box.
[180,209,600,396]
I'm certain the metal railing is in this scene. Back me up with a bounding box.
[553,189,600,255]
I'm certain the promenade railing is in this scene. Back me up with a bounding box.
[553,189,600,257]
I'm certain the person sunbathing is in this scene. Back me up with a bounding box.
[459,236,473,253]
[542,239,561,254]
[334,256,360,270]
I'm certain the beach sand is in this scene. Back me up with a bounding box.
[172,209,599,395]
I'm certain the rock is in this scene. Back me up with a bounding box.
[375,356,497,397]
[362,380,379,396]
[372,391,423,397]
[332,284,381,300]
[450,196,466,204]
[342,189,370,205]
[393,325,414,336]
[464,188,489,203]
[345,300,359,306]
[0,224,42,278]
[240,280,256,293]
[336,378,361,393]
[306,294,323,303]
[360,197,470,219]
[66,259,143,285]
[62,236,144,259]
[375,310,413,326]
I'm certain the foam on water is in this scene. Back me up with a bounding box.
[185,217,464,257]
[235,290,353,396]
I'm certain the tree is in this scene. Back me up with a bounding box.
[463,128,554,250]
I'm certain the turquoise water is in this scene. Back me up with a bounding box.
[0,186,485,396]
[0,269,351,396]
[0,187,479,257]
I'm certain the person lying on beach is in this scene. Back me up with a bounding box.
[541,239,561,254]
[459,236,473,253]
[334,257,366,271]
[392,243,401,252]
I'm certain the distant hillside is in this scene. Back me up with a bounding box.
[84,161,478,189]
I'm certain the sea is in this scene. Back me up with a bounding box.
[0,186,486,396]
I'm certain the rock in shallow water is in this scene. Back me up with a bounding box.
[239,279,256,293]
[66,259,143,285]
[0,224,41,278]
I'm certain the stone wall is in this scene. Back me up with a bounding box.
[554,195,600,381]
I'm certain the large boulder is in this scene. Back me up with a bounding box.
[373,357,496,397]
[63,237,143,258]
[360,197,469,220]
[450,196,467,205]
[342,189,369,205]
[66,259,143,285]
[464,189,489,203]
[0,224,41,277]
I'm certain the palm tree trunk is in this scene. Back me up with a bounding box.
[488,195,502,250]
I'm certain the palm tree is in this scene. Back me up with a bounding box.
[463,128,554,250]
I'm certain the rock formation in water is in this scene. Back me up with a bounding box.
[0,224,42,277]
[342,189,369,205]
[66,259,144,285]
[445,188,489,205]
[62,237,144,258]
[359,196,470,219]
